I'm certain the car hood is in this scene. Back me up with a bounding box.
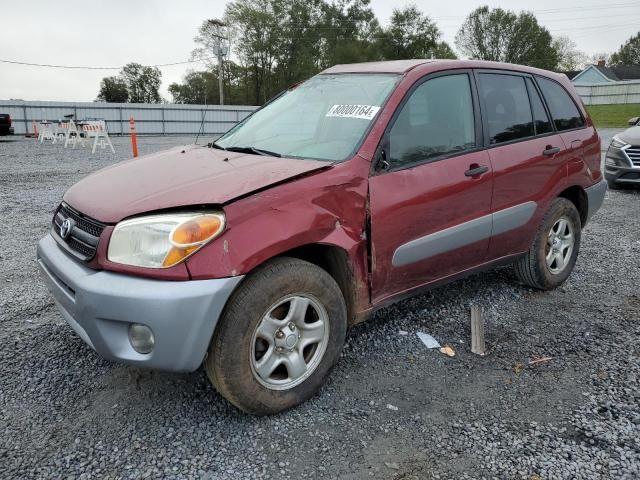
[618,126,640,145]
[63,145,330,223]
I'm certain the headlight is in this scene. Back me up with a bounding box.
[610,136,629,149]
[606,136,632,167]
[107,212,225,268]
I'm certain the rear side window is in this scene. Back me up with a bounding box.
[389,74,476,167]
[525,78,553,135]
[478,73,533,144]
[536,77,585,131]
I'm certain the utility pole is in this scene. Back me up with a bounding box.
[207,19,228,106]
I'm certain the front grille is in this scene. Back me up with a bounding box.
[52,203,106,261]
[625,146,640,167]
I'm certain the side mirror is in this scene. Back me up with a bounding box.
[375,137,391,171]
[629,117,640,126]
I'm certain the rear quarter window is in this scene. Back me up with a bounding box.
[536,77,585,131]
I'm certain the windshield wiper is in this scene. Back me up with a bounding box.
[209,141,227,150]
[225,146,282,158]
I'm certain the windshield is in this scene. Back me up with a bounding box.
[216,74,399,162]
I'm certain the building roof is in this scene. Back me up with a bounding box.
[560,70,582,80]
[594,65,621,81]
[611,65,640,80]
[570,63,640,83]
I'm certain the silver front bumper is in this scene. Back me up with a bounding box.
[37,234,243,372]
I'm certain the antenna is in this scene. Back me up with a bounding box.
[195,90,208,145]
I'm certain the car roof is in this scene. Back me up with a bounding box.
[320,59,567,82]
[321,59,435,74]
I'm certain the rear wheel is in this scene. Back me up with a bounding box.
[514,198,581,290]
[205,257,347,415]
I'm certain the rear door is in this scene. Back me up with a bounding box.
[476,71,571,260]
[536,76,599,180]
[369,71,493,303]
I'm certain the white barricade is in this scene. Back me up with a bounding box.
[62,119,84,148]
[82,120,115,154]
[38,121,55,142]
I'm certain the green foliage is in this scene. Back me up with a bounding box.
[455,6,558,70]
[96,63,162,103]
[96,76,129,103]
[610,32,640,66]
[378,6,441,60]
[168,71,218,104]
[121,63,162,103]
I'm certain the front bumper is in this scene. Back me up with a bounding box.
[605,164,640,186]
[37,234,244,372]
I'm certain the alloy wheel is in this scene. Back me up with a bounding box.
[250,294,329,390]
[545,216,575,274]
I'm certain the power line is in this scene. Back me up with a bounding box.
[0,57,214,70]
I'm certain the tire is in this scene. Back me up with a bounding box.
[205,257,347,415]
[514,198,582,290]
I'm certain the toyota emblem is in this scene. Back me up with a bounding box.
[60,218,73,239]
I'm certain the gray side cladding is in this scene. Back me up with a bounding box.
[392,201,537,267]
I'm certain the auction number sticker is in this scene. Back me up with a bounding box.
[326,104,381,120]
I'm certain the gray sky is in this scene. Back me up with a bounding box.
[1,0,639,102]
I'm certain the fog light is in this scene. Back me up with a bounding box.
[128,324,155,354]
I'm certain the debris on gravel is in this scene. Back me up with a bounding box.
[1,132,638,479]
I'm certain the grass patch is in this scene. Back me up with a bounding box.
[585,104,640,128]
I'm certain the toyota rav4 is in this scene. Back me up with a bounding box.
[37,60,606,415]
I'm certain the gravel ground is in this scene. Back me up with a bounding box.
[1,131,638,479]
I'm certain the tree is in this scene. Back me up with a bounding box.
[433,41,457,60]
[96,76,129,103]
[169,63,249,105]
[610,32,640,65]
[378,5,446,60]
[455,6,558,70]
[169,71,218,104]
[96,63,162,104]
[553,36,587,71]
[320,0,383,66]
[120,63,162,103]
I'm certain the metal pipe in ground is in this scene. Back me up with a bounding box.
[471,305,486,356]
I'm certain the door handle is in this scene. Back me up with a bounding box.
[464,165,489,177]
[543,146,560,156]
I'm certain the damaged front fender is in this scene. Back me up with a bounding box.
[185,157,372,316]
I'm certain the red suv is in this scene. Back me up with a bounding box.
[37,60,606,414]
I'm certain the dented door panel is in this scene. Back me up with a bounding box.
[368,150,493,304]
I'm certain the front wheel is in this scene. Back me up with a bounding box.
[205,257,347,415]
[514,198,582,290]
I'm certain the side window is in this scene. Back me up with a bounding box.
[525,77,553,135]
[478,73,533,144]
[389,74,475,167]
[536,77,585,131]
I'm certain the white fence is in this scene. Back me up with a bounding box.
[574,80,640,105]
[0,100,259,136]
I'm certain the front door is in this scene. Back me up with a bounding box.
[369,72,493,304]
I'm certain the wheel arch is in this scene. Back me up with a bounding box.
[276,243,361,326]
[557,185,588,226]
